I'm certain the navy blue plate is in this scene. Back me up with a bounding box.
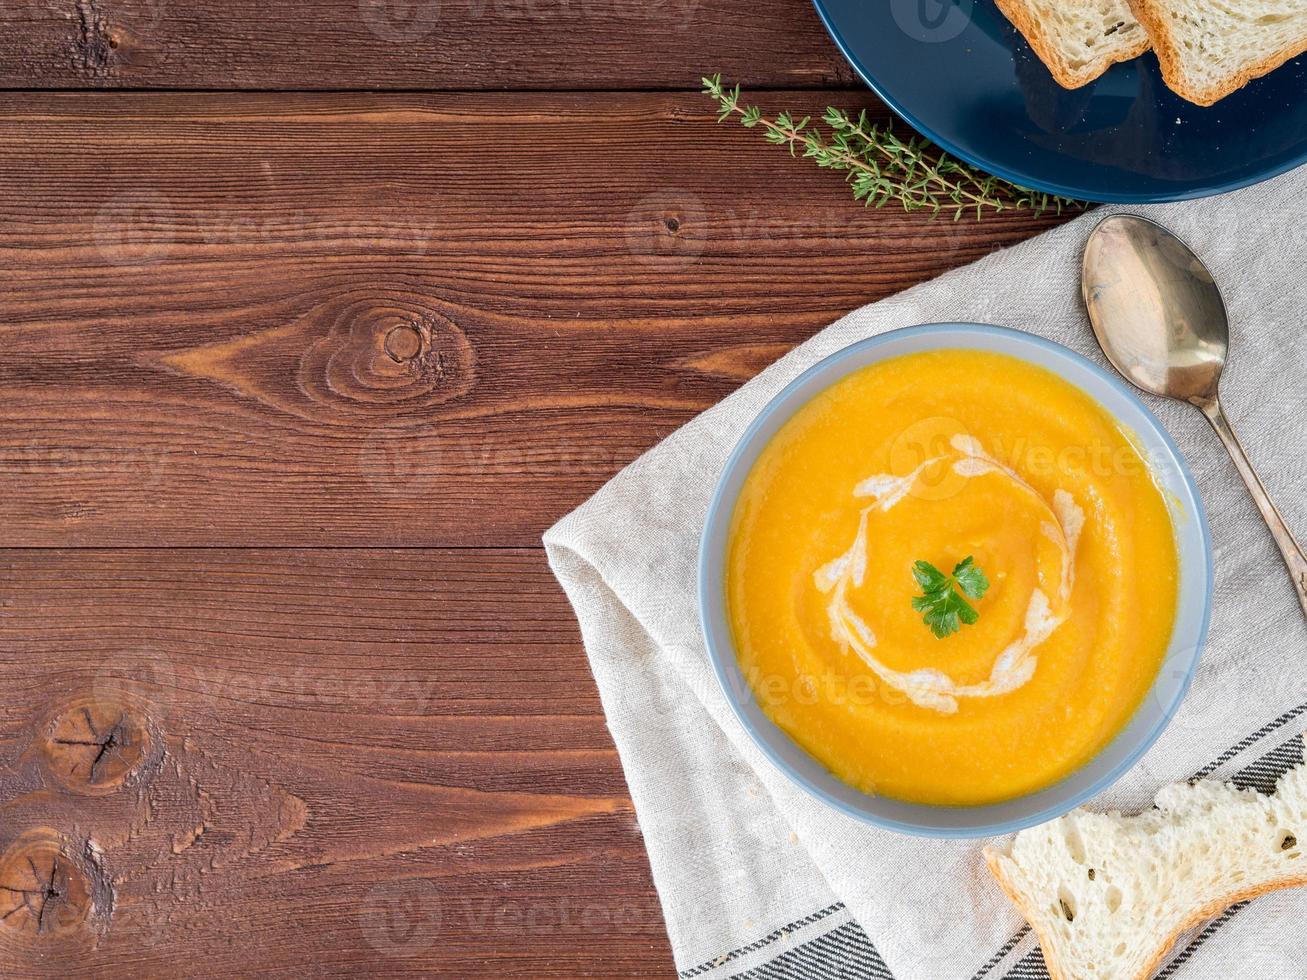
[811,0,1307,202]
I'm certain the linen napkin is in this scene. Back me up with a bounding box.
[544,166,1307,980]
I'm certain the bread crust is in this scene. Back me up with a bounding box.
[983,846,1075,980]
[984,844,1307,980]
[1127,0,1307,105]
[994,0,1151,89]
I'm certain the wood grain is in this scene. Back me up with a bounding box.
[0,0,856,90]
[0,91,1072,548]
[0,548,672,977]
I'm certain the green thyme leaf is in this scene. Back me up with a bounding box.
[701,75,1082,218]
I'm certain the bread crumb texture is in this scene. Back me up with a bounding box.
[1128,0,1307,104]
[985,762,1307,980]
[995,0,1149,87]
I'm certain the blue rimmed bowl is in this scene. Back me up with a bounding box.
[698,323,1213,837]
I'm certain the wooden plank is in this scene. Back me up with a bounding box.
[0,548,672,977]
[0,92,1071,547]
[0,0,855,90]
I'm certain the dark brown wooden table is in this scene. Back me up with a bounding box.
[0,3,1069,975]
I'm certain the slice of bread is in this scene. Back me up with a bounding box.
[1128,0,1307,105]
[984,762,1307,980]
[994,0,1151,88]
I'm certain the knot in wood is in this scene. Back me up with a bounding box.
[0,831,95,939]
[384,323,424,363]
[300,293,475,420]
[39,698,151,795]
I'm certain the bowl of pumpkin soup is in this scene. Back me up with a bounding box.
[699,324,1212,837]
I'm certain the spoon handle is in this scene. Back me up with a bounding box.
[1196,398,1307,619]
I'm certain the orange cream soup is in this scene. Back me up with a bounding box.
[726,349,1179,806]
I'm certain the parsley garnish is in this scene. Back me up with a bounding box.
[911,557,990,639]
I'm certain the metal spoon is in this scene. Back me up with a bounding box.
[1082,213,1307,619]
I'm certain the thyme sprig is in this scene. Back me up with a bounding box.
[702,75,1079,219]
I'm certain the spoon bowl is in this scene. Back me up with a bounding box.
[1082,215,1229,404]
